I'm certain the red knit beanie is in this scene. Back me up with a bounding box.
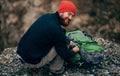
[58,0,77,14]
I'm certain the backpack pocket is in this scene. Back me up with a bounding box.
[80,49,104,64]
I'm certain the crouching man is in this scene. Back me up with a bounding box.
[17,0,79,75]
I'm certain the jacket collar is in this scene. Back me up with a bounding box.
[53,12,66,32]
[54,12,62,25]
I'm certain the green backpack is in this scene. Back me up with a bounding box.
[66,30,104,65]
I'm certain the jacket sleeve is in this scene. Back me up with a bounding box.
[66,36,71,45]
[53,29,74,62]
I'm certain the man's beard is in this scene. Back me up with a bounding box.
[60,17,71,27]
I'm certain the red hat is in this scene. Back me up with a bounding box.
[58,0,77,14]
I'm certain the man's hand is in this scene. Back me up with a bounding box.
[69,41,80,53]
[72,46,79,53]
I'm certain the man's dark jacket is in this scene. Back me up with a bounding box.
[17,12,74,64]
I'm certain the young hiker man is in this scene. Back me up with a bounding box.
[17,0,79,75]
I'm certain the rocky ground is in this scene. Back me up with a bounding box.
[0,38,120,76]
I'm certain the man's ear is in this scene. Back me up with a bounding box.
[59,12,62,16]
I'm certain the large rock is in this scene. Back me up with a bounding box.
[1,0,120,52]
